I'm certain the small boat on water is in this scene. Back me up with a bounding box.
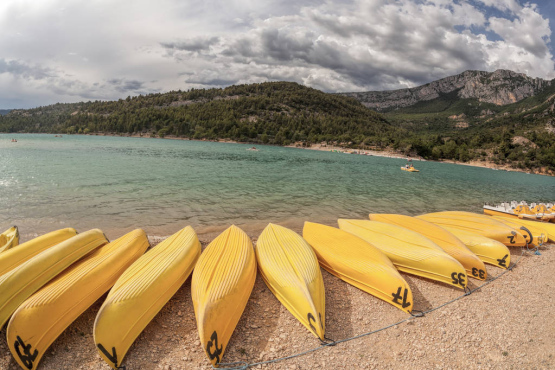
[401,166,419,172]
[401,159,419,172]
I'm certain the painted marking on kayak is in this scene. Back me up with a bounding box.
[451,272,466,288]
[206,331,223,364]
[507,231,517,244]
[519,227,533,244]
[15,336,38,370]
[471,268,486,279]
[307,312,324,334]
[497,254,509,268]
[391,287,411,308]
[97,343,118,367]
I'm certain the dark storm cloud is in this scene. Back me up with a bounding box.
[0,59,56,80]
[107,79,145,93]
[184,76,239,86]
[161,37,220,52]
[259,28,315,61]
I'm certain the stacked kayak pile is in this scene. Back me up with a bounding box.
[484,201,555,222]
[0,209,552,369]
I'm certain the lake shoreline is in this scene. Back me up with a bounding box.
[94,132,555,176]
[3,132,553,176]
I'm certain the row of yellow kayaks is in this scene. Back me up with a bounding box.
[0,211,552,369]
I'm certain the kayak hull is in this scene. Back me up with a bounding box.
[191,225,256,367]
[8,229,149,370]
[303,222,413,313]
[369,214,486,280]
[338,219,468,290]
[94,226,199,369]
[417,212,527,247]
[256,224,325,340]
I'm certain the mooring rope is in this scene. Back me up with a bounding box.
[214,247,533,370]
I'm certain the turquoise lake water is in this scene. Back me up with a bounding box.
[1,134,554,239]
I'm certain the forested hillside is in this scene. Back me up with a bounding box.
[1,80,554,174]
[384,82,555,173]
[0,82,397,146]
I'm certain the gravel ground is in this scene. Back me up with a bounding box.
[0,231,553,370]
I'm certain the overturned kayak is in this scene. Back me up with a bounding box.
[192,225,256,367]
[489,216,546,246]
[338,219,468,289]
[417,212,527,247]
[438,227,511,269]
[369,214,487,280]
[95,226,200,369]
[257,224,325,340]
[303,222,413,313]
[7,229,148,370]
[0,228,77,277]
[0,229,107,328]
[495,218,555,243]
[0,226,19,253]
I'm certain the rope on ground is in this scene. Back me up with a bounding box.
[214,248,531,370]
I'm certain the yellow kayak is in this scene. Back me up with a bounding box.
[0,226,19,253]
[438,227,510,269]
[256,224,325,340]
[7,229,148,370]
[369,214,487,280]
[494,218,555,243]
[303,222,413,313]
[0,229,107,328]
[417,212,527,247]
[0,228,77,277]
[338,220,468,289]
[191,225,256,367]
[401,167,419,172]
[489,216,546,246]
[95,226,200,369]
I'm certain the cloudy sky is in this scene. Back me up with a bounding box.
[0,0,554,108]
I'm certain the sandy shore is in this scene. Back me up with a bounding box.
[1,228,553,370]
[298,143,554,176]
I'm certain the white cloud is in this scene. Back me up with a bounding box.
[488,3,551,58]
[476,0,522,13]
[0,0,553,107]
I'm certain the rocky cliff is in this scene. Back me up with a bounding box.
[342,70,553,111]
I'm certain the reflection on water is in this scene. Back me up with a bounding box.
[1,134,554,240]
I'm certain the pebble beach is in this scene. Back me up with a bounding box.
[1,229,553,370]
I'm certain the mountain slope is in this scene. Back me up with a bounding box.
[342,69,552,112]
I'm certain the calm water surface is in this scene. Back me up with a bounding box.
[1,134,554,239]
